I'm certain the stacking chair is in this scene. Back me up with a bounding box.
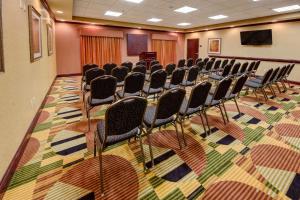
[274,66,288,93]
[186,58,194,68]
[266,67,280,96]
[81,64,98,90]
[209,64,232,81]
[164,68,185,90]
[150,60,159,67]
[103,63,117,75]
[195,58,202,65]
[86,76,117,131]
[116,72,145,98]
[230,62,241,77]
[94,97,148,195]
[177,59,186,68]
[224,74,248,115]
[83,68,105,104]
[211,60,222,73]
[283,64,295,88]
[201,60,214,75]
[252,60,261,76]
[197,61,205,72]
[121,61,133,72]
[205,77,233,128]
[132,65,147,74]
[245,68,273,101]
[143,88,186,167]
[147,64,163,80]
[210,58,216,62]
[136,60,147,67]
[246,61,256,75]
[143,70,167,99]
[229,59,236,66]
[112,66,128,87]
[179,82,212,136]
[181,66,199,87]
[237,62,249,76]
[221,59,229,69]
[165,63,176,78]
[203,57,209,65]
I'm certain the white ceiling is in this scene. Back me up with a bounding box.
[73,0,300,28]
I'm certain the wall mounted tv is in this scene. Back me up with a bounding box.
[240,29,272,45]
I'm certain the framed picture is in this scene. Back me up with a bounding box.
[127,34,148,56]
[28,5,42,62]
[0,0,4,72]
[208,38,221,54]
[47,23,54,56]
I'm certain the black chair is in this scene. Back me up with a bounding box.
[165,63,176,78]
[201,60,214,75]
[136,60,147,67]
[150,60,159,67]
[195,58,202,65]
[274,66,288,93]
[205,77,233,128]
[224,74,248,116]
[81,64,98,90]
[284,64,295,88]
[209,64,232,81]
[94,97,148,195]
[230,62,241,77]
[210,58,216,62]
[179,82,212,136]
[143,88,186,167]
[229,59,236,66]
[132,65,147,74]
[237,62,249,76]
[143,69,167,99]
[83,68,105,104]
[211,60,222,73]
[121,62,133,72]
[86,76,117,131]
[112,66,128,87]
[246,61,256,75]
[197,61,205,72]
[103,63,117,75]
[266,67,281,96]
[181,66,199,87]
[221,59,229,69]
[252,60,261,76]
[186,58,194,68]
[147,64,163,80]
[164,68,185,90]
[245,68,273,101]
[203,57,209,65]
[177,59,186,68]
[117,72,145,98]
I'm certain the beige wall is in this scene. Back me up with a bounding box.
[0,0,57,180]
[185,21,300,81]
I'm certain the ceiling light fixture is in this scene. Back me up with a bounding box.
[177,22,191,26]
[174,6,197,14]
[209,15,228,20]
[56,10,64,14]
[273,5,300,12]
[124,0,143,3]
[105,11,123,17]
[147,18,162,22]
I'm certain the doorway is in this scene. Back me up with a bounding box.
[187,39,199,61]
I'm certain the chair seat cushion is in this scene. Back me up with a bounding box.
[250,78,263,84]
[97,120,139,146]
[209,74,222,80]
[143,106,174,128]
[205,94,220,106]
[143,85,162,95]
[245,80,262,88]
[181,80,195,86]
[201,69,209,74]
[88,95,114,106]
[179,98,201,116]
[116,90,140,98]
[164,82,178,89]
[225,90,235,100]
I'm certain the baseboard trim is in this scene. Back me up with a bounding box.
[57,73,81,77]
[0,76,57,198]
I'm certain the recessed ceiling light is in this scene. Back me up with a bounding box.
[124,0,143,3]
[177,22,191,26]
[174,6,197,14]
[209,15,228,20]
[105,11,123,17]
[273,5,300,12]
[253,0,260,1]
[56,10,64,14]
[147,18,162,22]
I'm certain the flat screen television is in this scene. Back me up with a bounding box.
[240,29,272,45]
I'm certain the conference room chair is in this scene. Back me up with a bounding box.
[143,69,167,99]
[203,57,209,65]
[195,58,202,65]
[221,59,229,69]
[86,76,117,131]
[230,62,241,77]
[200,60,214,75]
[274,66,288,93]
[116,72,145,99]
[177,59,186,68]
[284,64,295,88]
[165,63,176,78]
[245,68,273,101]
[224,74,248,116]
[81,64,99,90]
[276,65,290,92]
[103,63,117,75]
[205,77,233,129]
[143,88,186,167]
[179,82,212,137]
[252,60,261,76]
[132,65,147,74]
[83,68,105,105]
[147,64,163,80]
[209,64,232,81]
[266,67,281,96]
[211,59,222,73]
[112,66,128,87]
[210,58,216,62]
[197,61,205,71]
[150,60,159,67]
[237,62,249,76]
[121,61,133,72]
[94,97,147,195]
[181,66,199,87]
[229,59,236,66]
[164,68,185,90]
[246,61,256,76]
[136,60,147,67]
[186,58,194,68]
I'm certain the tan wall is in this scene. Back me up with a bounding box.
[55,22,185,75]
[185,21,300,81]
[0,0,57,179]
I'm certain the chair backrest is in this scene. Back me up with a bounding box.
[170,68,185,85]
[269,67,280,83]
[187,66,199,82]
[150,60,159,67]
[231,62,241,76]
[212,78,233,102]
[82,64,98,76]
[197,61,205,71]
[177,59,186,68]
[230,59,236,65]
[205,60,214,71]
[150,64,163,74]
[239,62,249,74]
[221,59,229,68]
[210,58,216,62]
[203,57,209,64]
[85,68,105,85]
[247,61,256,73]
[231,74,248,95]
[90,75,117,99]
[136,60,146,67]
[112,67,128,82]
[188,82,212,109]
[165,63,176,76]
[123,72,145,94]
[213,60,222,70]
[132,65,146,74]
[121,62,133,72]
[253,60,261,71]
[261,68,274,85]
[276,66,287,81]
[286,64,295,76]
[155,88,186,120]
[195,58,202,65]
[105,97,147,138]
[149,69,167,89]
[222,64,232,77]
[103,63,117,75]
[186,58,194,68]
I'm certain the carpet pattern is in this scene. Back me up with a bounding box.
[2,76,300,200]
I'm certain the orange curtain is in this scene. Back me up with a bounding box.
[152,39,177,66]
[80,36,122,68]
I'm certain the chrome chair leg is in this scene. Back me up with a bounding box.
[219,105,227,124]
[233,97,241,115]
[94,131,97,157]
[178,119,187,147]
[199,112,207,137]
[174,122,183,149]
[222,102,230,122]
[203,109,211,135]
[261,88,269,101]
[98,144,104,196]
[146,130,154,167]
[138,130,147,172]
[275,83,282,93]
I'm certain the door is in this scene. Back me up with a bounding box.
[187,39,199,61]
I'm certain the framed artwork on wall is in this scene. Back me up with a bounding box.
[127,34,148,56]
[208,38,221,54]
[0,0,4,72]
[47,22,54,56]
[28,5,42,62]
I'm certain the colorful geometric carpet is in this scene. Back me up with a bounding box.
[2,76,300,200]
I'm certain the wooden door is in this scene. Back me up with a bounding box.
[187,39,199,61]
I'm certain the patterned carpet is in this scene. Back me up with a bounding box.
[2,76,300,200]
